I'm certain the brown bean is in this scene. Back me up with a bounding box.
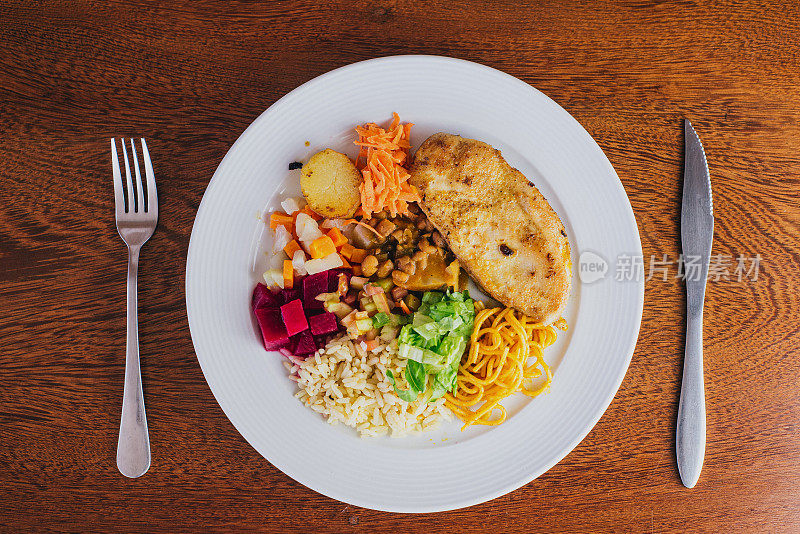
[392,270,410,284]
[377,219,397,236]
[391,228,404,240]
[401,260,416,275]
[361,255,379,277]
[412,250,427,262]
[396,255,411,269]
[376,259,394,278]
[419,239,436,254]
[391,286,409,301]
[416,219,427,230]
[431,231,446,248]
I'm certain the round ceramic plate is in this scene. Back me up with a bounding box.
[186,56,643,513]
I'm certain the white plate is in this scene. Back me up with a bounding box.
[186,56,643,513]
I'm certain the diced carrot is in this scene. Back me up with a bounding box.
[283,260,294,289]
[339,243,356,260]
[339,254,351,268]
[326,227,348,248]
[352,265,362,276]
[301,206,323,221]
[270,212,293,230]
[349,248,367,263]
[399,300,411,315]
[292,206,322,227]
[309,235,337,259]
[284,240,302,259]
[364,339,380,351]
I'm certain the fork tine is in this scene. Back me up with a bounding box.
[120,138,135,213]
[111,139,125,214]
[129,139,146,213]
[140,139,158,215]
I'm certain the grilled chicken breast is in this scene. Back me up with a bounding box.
[410,133,571,324]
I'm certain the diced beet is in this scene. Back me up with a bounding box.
[292,330,317,355]
[252,283,283,310]
[254,308,289,350]
[280,299,309,336]
[302,272,330,310]
[309,312,338,336]
[281,287,301,304]
[328,268,352,292]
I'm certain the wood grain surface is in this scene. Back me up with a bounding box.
[2,0,799,532]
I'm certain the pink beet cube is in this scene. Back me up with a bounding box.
[292,330,318,355]
[280,299,309,336]
[254,308,289,350]
[309,312,338,336]
[303,272,330,310]
[252,283,283,311]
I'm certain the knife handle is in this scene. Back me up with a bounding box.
[676,303,706,488]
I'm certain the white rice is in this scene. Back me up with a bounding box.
[292,333,451,437]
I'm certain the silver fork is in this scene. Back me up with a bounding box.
[111,138,158,478]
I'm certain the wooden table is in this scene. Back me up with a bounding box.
[2,1,799,532]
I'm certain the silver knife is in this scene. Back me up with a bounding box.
[676,119,714,488]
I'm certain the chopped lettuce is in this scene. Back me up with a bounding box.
[389,289,474,402]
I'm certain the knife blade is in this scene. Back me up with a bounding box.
[676,119,714,488]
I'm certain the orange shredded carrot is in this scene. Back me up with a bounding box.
[355,113,421,217]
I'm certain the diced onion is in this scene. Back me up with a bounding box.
[320,218,348,230]
[280,197,304,214]
[263,269,284,289]
[272,225,291,255]
[304,252,344,275]
[268,252,285,270]
[295,212,323,243]
[292,249,308,276]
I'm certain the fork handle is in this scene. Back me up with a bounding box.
[116,245,151,478]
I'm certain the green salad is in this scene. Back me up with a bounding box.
[387,290,475,402]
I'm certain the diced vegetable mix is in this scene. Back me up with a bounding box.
[256,127,467,369]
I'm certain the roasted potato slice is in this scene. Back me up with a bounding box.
[300,149,362,218]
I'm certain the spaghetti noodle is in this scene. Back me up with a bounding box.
[444,303,566,429]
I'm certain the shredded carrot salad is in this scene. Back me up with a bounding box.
[355,113,421,218]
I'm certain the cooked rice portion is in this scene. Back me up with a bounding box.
[288,334,450,437]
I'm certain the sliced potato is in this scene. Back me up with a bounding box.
[300,149,361,218]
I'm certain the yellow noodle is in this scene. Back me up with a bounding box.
[445,305,567,430]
